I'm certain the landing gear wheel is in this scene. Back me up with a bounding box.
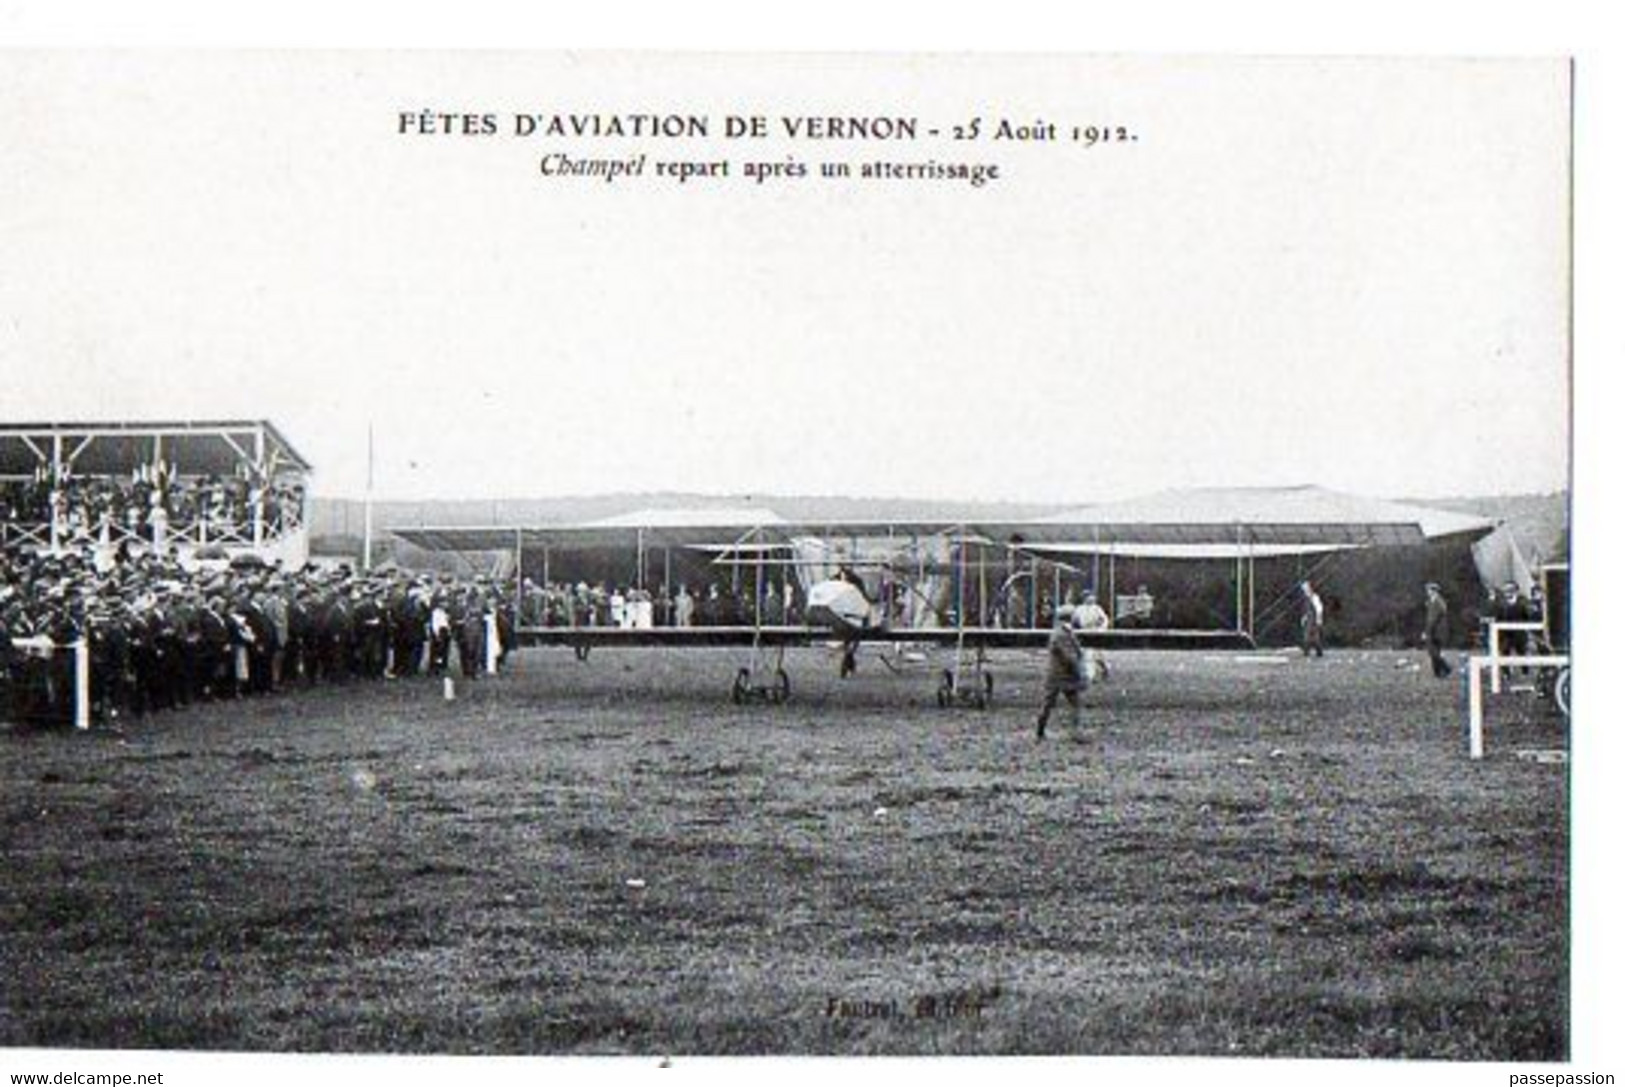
[977,671,995,710]
[1555,667,1571,718]
[573,644,591,662]
[731,668,750,705]
[936,669,954,709]
[773,669,792,704]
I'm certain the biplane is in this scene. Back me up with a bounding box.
[394,507,1432,709]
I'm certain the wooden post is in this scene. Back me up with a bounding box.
[978,543,987,628]
[1234,528,1244,634]
[50,433,63,551]
[514,528,524,630]
[252,426,266,547]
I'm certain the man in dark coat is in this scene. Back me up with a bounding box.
[352,588,387,679]
[124,601,158,715]
[389,585,425,678]
[239,594,276,693]
[148,592,181,711]
[169,591,199,707]
[321,591,353,681]
[285,589,314,686]
[0,590,20,723]
[196,594,233,699]
[1036,604,1087,741]
[457,594,486,679]
[86,602,130,722]
[1423,582,1452,678]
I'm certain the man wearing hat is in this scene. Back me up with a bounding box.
[0,584,19,724]
[1037,603,1087,741]
[1423,582,1452,678]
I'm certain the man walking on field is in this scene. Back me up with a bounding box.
[1036,604,1087,742]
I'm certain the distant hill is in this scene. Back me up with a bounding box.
[1405,492,1570,565]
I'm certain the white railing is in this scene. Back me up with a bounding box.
[1465,652,1571,760]
[9,635,91,731]
[1483,620,1547,694]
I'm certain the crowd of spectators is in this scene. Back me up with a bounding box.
[517,580,801,629]
[0,541,509,727]
[0,470,306,550]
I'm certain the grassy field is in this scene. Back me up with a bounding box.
[0,646,1568,1057]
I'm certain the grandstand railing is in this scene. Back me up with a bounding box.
[2,506,306,554]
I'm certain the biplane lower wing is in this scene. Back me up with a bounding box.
[515,625,1254,651]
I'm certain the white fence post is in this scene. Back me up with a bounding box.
[1468,655,1486,759]
[1466,652,1569,760]
[74,638,91,731]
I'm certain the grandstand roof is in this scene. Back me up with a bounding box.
[0,420,311,477]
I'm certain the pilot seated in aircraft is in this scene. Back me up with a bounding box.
[1036,604,1087,742]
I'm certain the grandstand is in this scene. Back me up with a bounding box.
[0,420,311,567]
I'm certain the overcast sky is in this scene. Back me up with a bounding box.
[0,52,1570,504]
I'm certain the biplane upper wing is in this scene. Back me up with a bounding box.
[392,517,1429,556]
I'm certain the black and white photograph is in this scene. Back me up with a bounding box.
[0,13,1610,1082]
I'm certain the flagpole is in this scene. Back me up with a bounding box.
[363,421,375,571]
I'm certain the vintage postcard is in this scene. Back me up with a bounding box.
[0,49,1574,1081]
